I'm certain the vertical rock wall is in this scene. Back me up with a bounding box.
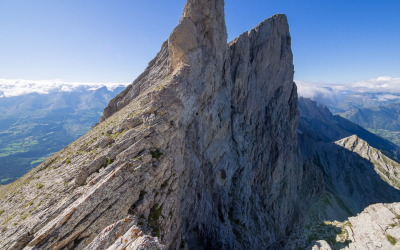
[0,1,323,249]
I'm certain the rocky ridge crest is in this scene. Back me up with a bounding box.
[0,1,322,249]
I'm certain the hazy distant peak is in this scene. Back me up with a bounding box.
[0,79,129,97]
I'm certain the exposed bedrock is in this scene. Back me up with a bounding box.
[0,0,323,249]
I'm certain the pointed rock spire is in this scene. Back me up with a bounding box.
[169,0,227,70]
[0,1,323,250]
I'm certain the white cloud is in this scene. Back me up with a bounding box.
[376,94,400,101]
[295,76,400,106]
[295,80,345,107]
[0,79,130,97]
[350,76,400,93]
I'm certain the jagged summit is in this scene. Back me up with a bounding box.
[0,1,321,249]
[101,0,228,123]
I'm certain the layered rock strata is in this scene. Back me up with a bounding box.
[0,1,322,249]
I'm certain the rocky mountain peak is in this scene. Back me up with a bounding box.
[169,0,227,70]
[0,1,322,249]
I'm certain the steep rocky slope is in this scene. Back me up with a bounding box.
[298,98,400,222]
[0,1,322,249]
[296,98,400,249]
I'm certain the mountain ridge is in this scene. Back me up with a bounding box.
[0,1,322,249]
[294,98,400,249]
[2,1,400,249]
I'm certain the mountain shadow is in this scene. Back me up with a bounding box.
[296,97,400,249]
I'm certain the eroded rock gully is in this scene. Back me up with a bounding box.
[0,0,322,249]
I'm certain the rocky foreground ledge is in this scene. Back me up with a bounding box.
[306,203,400,250]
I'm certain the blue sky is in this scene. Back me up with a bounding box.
[0,0,399,84]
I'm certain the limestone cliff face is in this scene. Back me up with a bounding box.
[0,1,322,249]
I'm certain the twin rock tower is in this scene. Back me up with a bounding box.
[0,0,322,249]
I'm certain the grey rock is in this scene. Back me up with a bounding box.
[344,203,400,249]
[0,1,322,250]
[311,240,332,250]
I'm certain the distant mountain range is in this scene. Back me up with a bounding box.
[0,86,125,184]
[330,92,400,114]
[338,102,400,146]
[296,80,400,147]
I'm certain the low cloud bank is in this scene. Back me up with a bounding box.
[350,76,400,93]
[295,81,345,107]
[295,76,400,106]
[0,79,130,98]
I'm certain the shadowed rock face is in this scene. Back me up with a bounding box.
[298,98,400,222]
[0,1,322,249]
[292,98,400,249]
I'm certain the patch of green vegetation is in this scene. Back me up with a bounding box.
[30,157,46,165]
[111,130,126,139]
[150,149,163,160]
[106,158,114,165]
[37,183,44,189]
[134,156,142,161]
[387,234,397,245]
[342,221,352,229]
[130,110,141,118]
[1,215,13,225]
[0,178,12,183]
[20,214,29,220]
[98,158,114,172]
[0,140,38,158]
[368,129,400,147]
[66,158,71,164]
[161,180,169,189]
[0,210,4,216]
[0,106,111,184]
[148,203,163,238]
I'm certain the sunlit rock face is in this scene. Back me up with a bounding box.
[0,1,323,249]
